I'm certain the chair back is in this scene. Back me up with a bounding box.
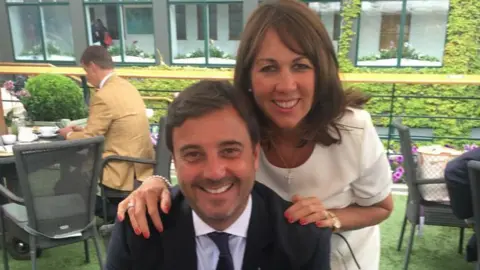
[153,116,172,178]
[467,160,480,270]
[12,136,104,238]
[392,119,423,204]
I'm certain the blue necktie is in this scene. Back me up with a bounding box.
[208,232,234,270]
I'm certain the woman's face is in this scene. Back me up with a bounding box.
[250,29,315,131]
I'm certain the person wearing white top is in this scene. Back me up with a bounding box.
[114,1,394,269]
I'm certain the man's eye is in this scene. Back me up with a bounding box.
[221,148,241,158]
[183,152,202,161]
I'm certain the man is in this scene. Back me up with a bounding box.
[445,148,480,262]
[106,80,331,270]
[59,46,154,215]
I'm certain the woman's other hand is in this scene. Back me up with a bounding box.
[116,176,172,238]
[284,195,330,227]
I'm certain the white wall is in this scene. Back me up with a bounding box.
[408,12,447,59]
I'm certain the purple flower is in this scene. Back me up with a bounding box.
[3,80,14,91]
[396,155,404,163]
[411,145,418,154]
[392,171,403,182]
[464,144,478,152]
[396,166,405,174]
[150,133,158,145]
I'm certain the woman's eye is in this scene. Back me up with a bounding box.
[293,63,311,70]
[259,65,277,72]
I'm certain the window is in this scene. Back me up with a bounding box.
[356,0,449,67]
[7,3,74,62]
[197,5,217,40]
[85,3,155,64]
[125,7,154,35]
[169,1,243,66]
[228,3,242,40]
[307,1,342,53]
[175,5,187,40]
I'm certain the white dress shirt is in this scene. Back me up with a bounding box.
[193,195,252,270]
[99,72,115,89]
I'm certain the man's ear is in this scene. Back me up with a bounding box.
[172,152,177,169]
[253,143,260,171]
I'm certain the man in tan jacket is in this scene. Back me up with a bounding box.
[59,46,154,214]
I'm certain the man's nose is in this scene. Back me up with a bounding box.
[202,155,227,180]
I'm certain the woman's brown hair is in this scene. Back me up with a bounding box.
[233,0,369,147]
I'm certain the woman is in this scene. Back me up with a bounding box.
[92,19,109,48]
[117,0,393,269]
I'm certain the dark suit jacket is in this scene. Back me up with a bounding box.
[106,182,332,270]
[445,148,480,219]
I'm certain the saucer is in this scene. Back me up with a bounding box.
[39,134,57,138]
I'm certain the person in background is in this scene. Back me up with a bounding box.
[58,45,154,219]
[115,1,393,269]
[106,80,332,270]
[445,148,480,262]
[92,19,109,48]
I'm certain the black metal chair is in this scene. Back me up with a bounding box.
[0,136,105,270]
[393,119,467,270]
[99,116,172,250]
[99,116,172,223]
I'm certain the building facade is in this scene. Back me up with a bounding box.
[0,0,450,68]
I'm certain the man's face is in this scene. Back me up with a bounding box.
[172,105,259,228]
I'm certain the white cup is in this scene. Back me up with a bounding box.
[39,127,57,137]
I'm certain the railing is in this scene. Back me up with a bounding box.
[1,65,480,151]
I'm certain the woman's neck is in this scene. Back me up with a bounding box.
[269,127,303,147]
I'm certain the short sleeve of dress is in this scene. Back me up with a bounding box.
[351,111,392,206]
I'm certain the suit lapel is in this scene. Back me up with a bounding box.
[162,199,197,270]
[242,188,273,270]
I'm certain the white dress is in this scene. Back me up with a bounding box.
[256,107,392,270]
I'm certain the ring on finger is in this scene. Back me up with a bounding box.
[126,201,135,211]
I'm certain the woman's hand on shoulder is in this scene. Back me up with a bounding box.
[117,176,171,238]
[284,195,330,228]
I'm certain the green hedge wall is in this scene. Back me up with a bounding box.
[129,0,480,147]
[337,0,480,147]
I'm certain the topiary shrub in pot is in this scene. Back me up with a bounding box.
[22,74,88,121]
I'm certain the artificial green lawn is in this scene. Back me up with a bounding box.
[0,195,475,269]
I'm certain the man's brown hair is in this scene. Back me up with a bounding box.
[80,45,114,69]
[165,80,260,153]
[233,0,370,147]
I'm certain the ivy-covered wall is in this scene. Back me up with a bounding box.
[337,0,480,146]
[130,0,480,146]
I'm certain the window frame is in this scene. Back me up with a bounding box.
[83,1,156,65]
[6,1,75,64]
[354,0,450,68]
[167,0,243,67]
